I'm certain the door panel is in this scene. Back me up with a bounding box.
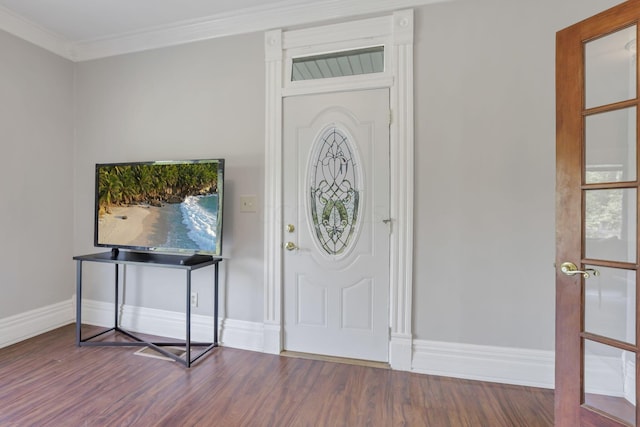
[557,2,640,426]
[584,265,636,345]
[584,341,636,425]
[283,89,390,362]
[585,107,637,184]
[584,188,637,263]
[584,24,636,109]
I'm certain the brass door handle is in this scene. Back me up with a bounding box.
[560,262,600,279]
[285,242,298,251]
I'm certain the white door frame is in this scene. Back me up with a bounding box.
[263,10,414,370]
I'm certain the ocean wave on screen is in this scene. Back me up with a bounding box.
[180,195,218,251]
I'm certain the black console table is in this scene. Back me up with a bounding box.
[73,251,221,367]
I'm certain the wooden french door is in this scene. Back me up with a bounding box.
[557,1,640,426]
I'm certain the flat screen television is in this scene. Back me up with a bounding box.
[94,159,224,256]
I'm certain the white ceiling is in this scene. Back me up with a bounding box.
[0,0,314,42]
[0,0,447,61]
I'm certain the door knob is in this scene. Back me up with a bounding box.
[560,262,600,279]
[285,242,298,251]
[286,224,295,233]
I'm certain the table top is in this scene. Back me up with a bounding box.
[73,251,221,270]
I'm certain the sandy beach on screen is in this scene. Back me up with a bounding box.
[98,205,167,247]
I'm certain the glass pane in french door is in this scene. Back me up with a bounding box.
[585,25,636,109]
[584,265,636,345]
[585,107,637,184]
[582,22,638,426]
[584,339,636,425]
[584,188,637,263]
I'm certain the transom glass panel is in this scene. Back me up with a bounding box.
[292,46,384,81]
[309,126,361,256]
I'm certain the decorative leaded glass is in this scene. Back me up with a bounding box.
[309,126,360,255]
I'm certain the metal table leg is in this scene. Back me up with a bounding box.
[75,261,82,346]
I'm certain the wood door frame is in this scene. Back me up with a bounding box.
[263,10,415,370]
[556,1,640,425]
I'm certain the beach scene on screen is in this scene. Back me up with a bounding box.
[96,162,222,254]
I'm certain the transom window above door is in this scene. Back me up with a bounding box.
[291,46,384,81]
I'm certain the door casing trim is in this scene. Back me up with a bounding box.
[263,10,414,370]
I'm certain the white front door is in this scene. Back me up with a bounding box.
[283,88,390,362]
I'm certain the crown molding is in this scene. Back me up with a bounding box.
[0,4,73,60]
[0,0,450,62]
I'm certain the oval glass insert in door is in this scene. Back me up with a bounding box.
[308,125,362,257]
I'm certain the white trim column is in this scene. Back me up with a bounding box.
[263,29,284,354]
[389,9,414,370]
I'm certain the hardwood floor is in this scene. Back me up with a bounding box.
[0,325,554,426]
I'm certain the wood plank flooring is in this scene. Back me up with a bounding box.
[0,325,554,426]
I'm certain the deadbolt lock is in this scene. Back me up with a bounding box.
[285,241,298,251]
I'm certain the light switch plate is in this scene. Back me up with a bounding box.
[239,195,258,213]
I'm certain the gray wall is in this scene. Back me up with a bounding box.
[413,0,622,350]
[73,33,265,321]
[0,30,74,318]
[2,0,627,354]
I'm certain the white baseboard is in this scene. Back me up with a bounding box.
[262,322,282,355]
[0,298,75,349]
[81,299,264,352]
[0,297,266,353]
[1,298,560,391]
[220,318,264,352]
[390,333,412,370]
[624,354,635,404]
[412,339,555,389]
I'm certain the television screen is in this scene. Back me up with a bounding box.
[94,159,224,256]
